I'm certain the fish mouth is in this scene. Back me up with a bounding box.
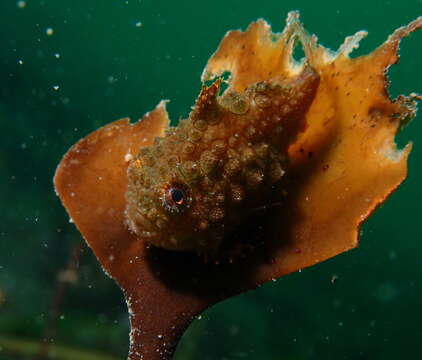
[136,213,155,231]
[126,210,159,239]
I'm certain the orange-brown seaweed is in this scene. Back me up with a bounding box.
[54,12,421,360]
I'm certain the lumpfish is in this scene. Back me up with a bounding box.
[125,66,319,254]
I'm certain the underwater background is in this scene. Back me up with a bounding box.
[0,0,421,359]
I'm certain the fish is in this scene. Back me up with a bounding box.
[125,66,320,254]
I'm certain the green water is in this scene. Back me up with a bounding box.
[0,0,421,359]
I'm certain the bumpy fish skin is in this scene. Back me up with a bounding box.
[125,66,320,253]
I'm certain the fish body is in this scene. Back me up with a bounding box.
[125,66,319,253]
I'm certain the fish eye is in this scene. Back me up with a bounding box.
[163,183,190,212]
[170,188,185,205]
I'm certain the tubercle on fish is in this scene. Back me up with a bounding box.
[125,65,320,254]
